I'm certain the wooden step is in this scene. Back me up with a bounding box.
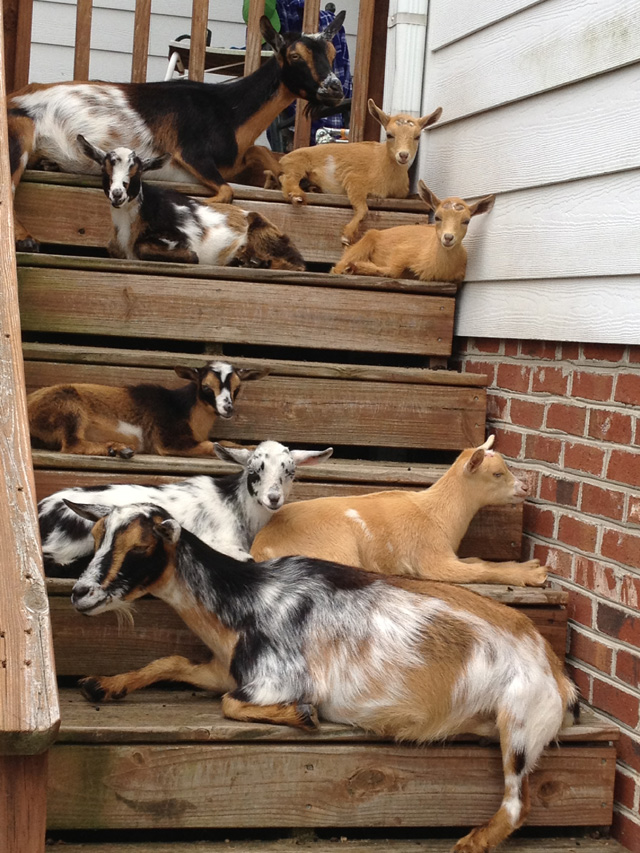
[16,172,431,265]
[47,690,617,831]
[48,580,568,675]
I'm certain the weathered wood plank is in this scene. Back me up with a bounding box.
[46,740,616,828]
[244,0,266,76]
[292,0,320,149]
[72,0,92,81]
[24,362,485,450]
[22,341,486,386]
[350,0,375,143]
[18,267,456,357]
[130,0,152,83]
[188,0,209,82]
[0,753,48,853]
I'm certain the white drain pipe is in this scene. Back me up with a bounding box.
[382,0,429,118]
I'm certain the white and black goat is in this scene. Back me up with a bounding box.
[28,360,268,459]
[39,440,333,576]
[77,137,305,269]
[68,501,577,853]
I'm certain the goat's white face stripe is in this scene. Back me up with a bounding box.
[108,149,137,204]
[319,72,340,92]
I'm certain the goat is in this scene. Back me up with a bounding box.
[252,436,548,587]
[28,361,268,459]
[275,99,443,245]
[76,137,305,270]
[38,440,333,575]
[7,13,346,251]
[331,180,495,282]
[67,501,576,853]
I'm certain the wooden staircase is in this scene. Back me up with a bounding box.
[13,172,620,848]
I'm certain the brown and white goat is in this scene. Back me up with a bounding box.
[331,180,495,281]
[78,137,305,269]
[252,435,548,586]
[7,14,345,250]
[28,361,268,459]
[276,99,443,244]
[68,501,576,853]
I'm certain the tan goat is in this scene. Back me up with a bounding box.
[277,99,443,245]
[251,435,548,586]
[331,180,495,282]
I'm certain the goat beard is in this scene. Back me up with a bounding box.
[304,100,343,120]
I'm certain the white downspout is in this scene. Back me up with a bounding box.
[382,0,429,118]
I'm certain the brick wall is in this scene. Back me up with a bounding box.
[455,337,640,851]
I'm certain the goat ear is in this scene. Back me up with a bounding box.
[153,518,181,544]
[236,367,271,382]
[418,106,443,130]
[321,10,346,40]
[464,448,486,476]
[468,194,496,217]
[261,15,285,52]
[214,443,252,466]
[77,134,106,165]
[246,211,266,232]
[63,499,111,522]
[417,180,441,212]
[174,365,201,383]
[141,153,171,173]
[291,447,333,466]
[367,99,390,128]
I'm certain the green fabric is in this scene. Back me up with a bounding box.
[242,0,281,32]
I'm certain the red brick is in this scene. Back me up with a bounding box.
[602,529,640,571]
[558,514,598,553]
[564,441,605,476]
[496,363,531,393]
[531,365,569,395]
[618,730,640,775]
[546,402,587,436]
[621,574,640,610]
[608,449,640,488]
[525,433,563,464]
[569,630,613,674]
[581,483,625,521]
[617,649,640,690]
[630,347,640,365]
[470,338,502,354]
[562,342,580,360]
[629,497,640,527]
[597,601,640,645]
[583,343,627,362]
[523,503,556,538]
[567,588,594,628]
[539,474,579,506]
[572,370,614,402]
[589,408,633,444]
[575,557,618,599]
[614,769,638,813]
[566,662,591,702]
[520,340,558,360]
[612,809,640,853]
[462,359,496,384]
[615,371,640,406]
[592,676,639,728]
[533,544,573,579]
[486,392,508,421]
[510,398,545,430]
[504,340,519,357]
[492,427,523,460]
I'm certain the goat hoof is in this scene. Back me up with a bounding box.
[119,447,135,459]
[79,677,107,703]
[108,447,117,457]
[297,702,319,730]
[341,236,351,246]
[16,236,40,253]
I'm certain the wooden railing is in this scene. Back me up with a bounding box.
[2,0,388,145]
[0,4,60,852]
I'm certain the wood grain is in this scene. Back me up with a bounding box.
[349,0,375,143]
[243,0,265,77]
[292,0,320,149]
[72,0,93,81]
[0,753,48,853]
[9,0,32,91]
[188,0,209,81]
[18,266,455,356]
[130,0,152,83]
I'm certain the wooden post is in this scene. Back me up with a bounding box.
[131,0,152,83]
[73,0,93,81]
[0,754,48,853]
[362,0,389,141]
[292,0,321,149]
[4,0,32,92]
[349,0,375,142]
[244,0,265,77]
[188,0,209,81]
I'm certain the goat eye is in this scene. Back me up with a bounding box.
[386,133,394,140]
[131,545,148,554]
[493,472,503,479]
[434,215,442,222]
[462,219,470,225]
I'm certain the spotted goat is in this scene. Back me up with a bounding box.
[77,137,304,269]
[38,440,332,575]
[68,500,577,853]
[7,13,345,250]
[28,360,268,459]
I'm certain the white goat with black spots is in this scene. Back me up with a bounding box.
[38,440,333,575]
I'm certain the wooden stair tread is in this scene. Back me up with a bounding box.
[55,690,614,744]
[23,342,488,387]
[41,839,630,853]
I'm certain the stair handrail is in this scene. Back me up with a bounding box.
[0,3,60,757]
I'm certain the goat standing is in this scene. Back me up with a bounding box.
[68,501,576,853]
[276,99,442,244]
[331,180,495,282]
[28,361,268,459]
[7,14,346,250]
[252,436,548,586]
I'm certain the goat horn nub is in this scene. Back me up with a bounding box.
[478,435,495,451]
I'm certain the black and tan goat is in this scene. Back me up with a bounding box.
[68,501,576,853]
[28,361,268,459]
[7,13,345,250]
[77,137,304,269]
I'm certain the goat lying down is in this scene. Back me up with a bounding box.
[331,180,495,282]
[28,360,268,459]
[68,500,576,853]
[252,436,549,587]
[78,137,305,270]
[39,441,333,575]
